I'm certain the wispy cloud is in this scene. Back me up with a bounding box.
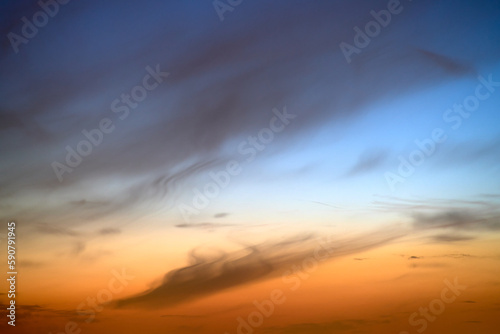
[344,149,389,177]
[115,228,403,309]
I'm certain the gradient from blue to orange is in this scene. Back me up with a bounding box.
[0,0,500,333]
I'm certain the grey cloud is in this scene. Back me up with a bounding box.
[114,228,403,309]
[412,210,500,231]
[175,222,235,230]
[432,138,500,169]
[431,234,476,242]
[440,253,473,259]
[19,260,45,268]
[417,49,473,76]
[372,195,500,236]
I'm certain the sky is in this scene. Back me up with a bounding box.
[1,0,500,333]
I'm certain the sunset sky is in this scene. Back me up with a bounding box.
[1,0,500,333]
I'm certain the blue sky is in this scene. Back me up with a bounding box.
[1,0,500,237]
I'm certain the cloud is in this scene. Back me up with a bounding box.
[114,228,403,309]
[416,49,472,76]
[175,222,234,230]
[19,260,45,268]
[372,195,500,237]
[440,253,473,259]
[35,223,81,237]
[412,210,500,231]
[432,138,500,169]
[0,303,82,321]
[409,262,448,269]
[71,241,86,256]
[430,233,476,242]
[309,201,343,210]
[344,149,388,177]
[98,228,121,235]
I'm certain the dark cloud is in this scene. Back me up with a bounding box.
[440,253,473,259]
[416,49,472,75]
[214,213,229,218]
[412,210,500,231]
[431,234,476,242]
[0,303,81,320]
[115,228,403,309]
[175,222,234,230]
[372,195,500,238]
[480,194,500,199]
[70,199,110,208]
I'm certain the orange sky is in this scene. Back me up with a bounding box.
[2,231,499,334]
